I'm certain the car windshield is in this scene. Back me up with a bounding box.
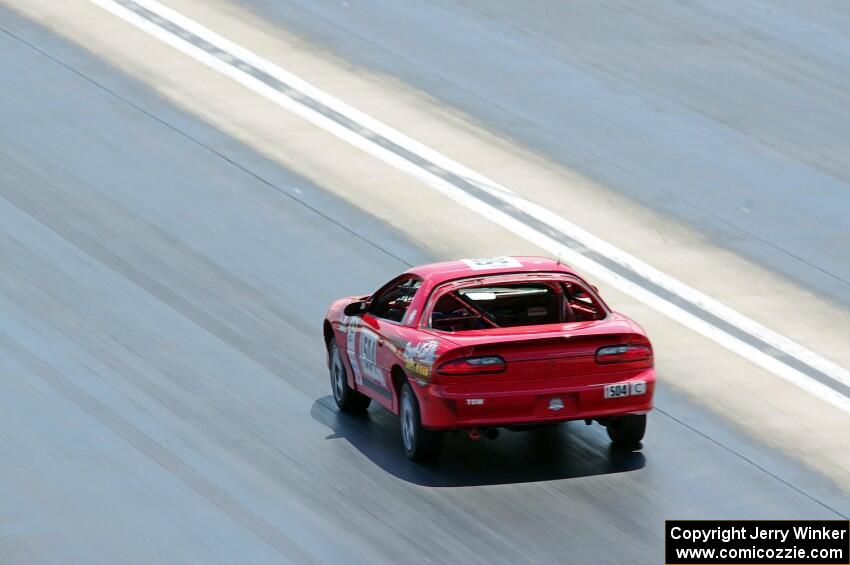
[430,279,605,332]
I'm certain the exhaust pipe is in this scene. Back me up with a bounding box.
[468,428,501,440]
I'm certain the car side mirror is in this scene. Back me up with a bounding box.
[344,300,368,317]
[590,285,599,293]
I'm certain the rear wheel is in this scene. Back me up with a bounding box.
[606,414,646,447]
[329,342,371,413]
[400,383,443,462]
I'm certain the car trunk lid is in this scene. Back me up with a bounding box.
[429,314,651,382]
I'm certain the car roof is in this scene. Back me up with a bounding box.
[404,256,578,285]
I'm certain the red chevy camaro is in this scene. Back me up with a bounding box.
[323,256,655,462]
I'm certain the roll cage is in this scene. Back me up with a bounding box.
[420,273,608,332]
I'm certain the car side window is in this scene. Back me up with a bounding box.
[370,278,422,323]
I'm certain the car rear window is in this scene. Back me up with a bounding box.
[429,279,605,331]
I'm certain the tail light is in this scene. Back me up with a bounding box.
[595,344,652,365]
[437,356,506,376]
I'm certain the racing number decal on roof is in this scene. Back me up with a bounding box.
[461,256,522,270]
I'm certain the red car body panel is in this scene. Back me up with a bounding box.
[324,256,655,429]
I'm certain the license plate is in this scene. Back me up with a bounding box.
[604,381,646,399]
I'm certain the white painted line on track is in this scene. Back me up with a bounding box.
[90,0,850,413]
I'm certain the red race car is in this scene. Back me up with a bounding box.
[323,256,655,462]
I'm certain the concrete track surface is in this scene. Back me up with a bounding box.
[0,1,848,564]
[236,0,850,306]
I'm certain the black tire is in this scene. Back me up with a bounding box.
[399,383,443,462]
[606,414,646,447]
[329,342,371,413]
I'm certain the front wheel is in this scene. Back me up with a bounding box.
[606,414,646,447]
[329,342,371,413]
[400,383,443,462]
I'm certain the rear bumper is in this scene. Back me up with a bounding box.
[414,369,655,430]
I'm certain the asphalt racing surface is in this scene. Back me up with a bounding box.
[236,0,850,307]
[0,3,847,565]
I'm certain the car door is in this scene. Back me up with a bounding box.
[352,276,422,408]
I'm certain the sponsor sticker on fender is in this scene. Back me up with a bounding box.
[403,340,438,379]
